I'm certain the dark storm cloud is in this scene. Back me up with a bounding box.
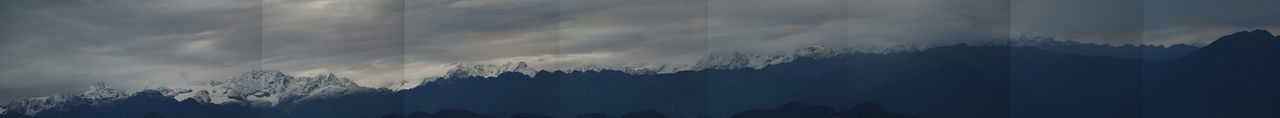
[0,0,262,102]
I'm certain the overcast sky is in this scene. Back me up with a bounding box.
[1,0,1277,102]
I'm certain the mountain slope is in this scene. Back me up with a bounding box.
[1143,30,1280,118]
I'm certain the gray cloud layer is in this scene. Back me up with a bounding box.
[1014,0,1143,44]
[0,0,263,102]
[262,0,406,86]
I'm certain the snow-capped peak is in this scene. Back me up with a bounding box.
[444,62,537,78]
[188,90,211,103]
[694,45,845,70]
[567,63,690,75]
[3,82,131,116]
[81,81,128,100]
[0,72,380,116]
[206,70,369,106]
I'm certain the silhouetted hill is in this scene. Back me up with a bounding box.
[788,45,1009,118]
[279,91,405,118]
[729,102,838,118]
[840,102,915,118]
[399,72,560,117]
[383,105,916,118]
[407,109,500,118]
[618,110,667,118]
[511,113,555,118]
[576,113,612,118]
[0,113,35,118]
[728,102,915,118]
[1009,46,1144,118]
[1143,30,1280,118]
[379,109,662,118]
[1176,30,1280,67]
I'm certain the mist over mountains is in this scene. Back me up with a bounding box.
[3,30,1278,118]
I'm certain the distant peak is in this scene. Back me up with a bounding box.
[90,81,108,90]
[1239,29,1269,37]
[443,61,538,78]
[81,81,127,100]
[318,73,337,78]
[780,102,810,109]
[1177,29,1280,64]
[1206,30,1280,46]
[515,62,530,68]
[695,45,846,70]
[801,45,831,52]
[208,71,366,106]
[849,102,887,113]
[244,70,287,77]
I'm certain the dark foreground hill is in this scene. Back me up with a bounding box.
[371,101,914,118]
[1142,30,1280,118]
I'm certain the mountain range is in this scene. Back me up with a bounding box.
[3,30,1277,118]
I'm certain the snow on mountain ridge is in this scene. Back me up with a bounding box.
[434,45,847,80]
[693,45,843,70]
[2,82,130,116]
[443,62,537,78]
[146,87,211,104]
[568,63,690,75]
[207,70,372,106]
[3,94,72,116]
[0,70,377,114]
[81,82,129,100]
